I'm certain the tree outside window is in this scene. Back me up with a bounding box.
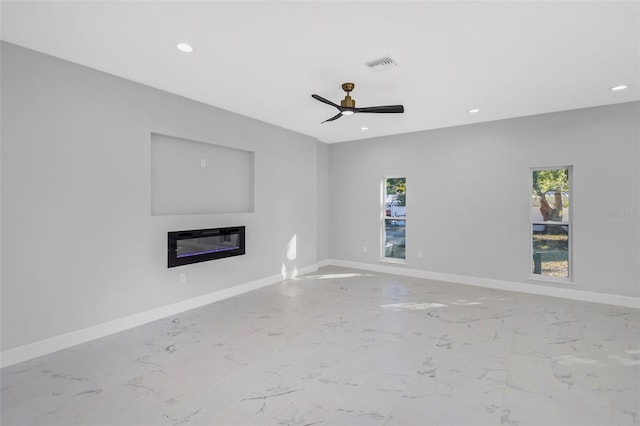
[383,177,406,261]
[531,167,571,279]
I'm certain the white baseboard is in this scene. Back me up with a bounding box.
[317,258,332,268]
[323,259,640,309]
[0,264,318,369]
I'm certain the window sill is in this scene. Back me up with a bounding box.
[527,275,576,286]
[380,258,407,265]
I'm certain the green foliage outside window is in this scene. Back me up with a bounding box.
[386,177,406,205]
[532,169,569,196]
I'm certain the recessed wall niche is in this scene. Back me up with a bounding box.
[151,133,255,215]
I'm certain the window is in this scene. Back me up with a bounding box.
[530,167,572,280]
[382,177,406,261]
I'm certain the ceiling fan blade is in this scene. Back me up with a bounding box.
[355,105,405,114]
[321,112,343,124]
[312,94,341,109]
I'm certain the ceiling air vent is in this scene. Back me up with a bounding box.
[365,56,398,72]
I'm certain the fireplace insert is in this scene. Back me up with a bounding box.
[168,226,245,268]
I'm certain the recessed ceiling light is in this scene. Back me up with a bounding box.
[176,43,193,53]
[361,127,369,131]
[468,108,480,114]
[610,85,628,91]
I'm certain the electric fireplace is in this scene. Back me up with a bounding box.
[168,226,245,268]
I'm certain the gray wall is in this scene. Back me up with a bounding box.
[316,141,330,261]
[1,43,319,351]
[328,102,640,298]
[150,133,255,215]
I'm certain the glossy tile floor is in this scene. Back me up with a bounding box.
[2,266,639,426]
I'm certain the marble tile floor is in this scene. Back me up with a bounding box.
[1,266,639,426]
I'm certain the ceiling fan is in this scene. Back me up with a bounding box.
[312,82,404,124]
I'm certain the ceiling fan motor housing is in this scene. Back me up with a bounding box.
[341,95,355,108]
[340,82,356,108]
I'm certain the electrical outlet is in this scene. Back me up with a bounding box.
[417,250,423,258]
[200,158,207,168]
[179,273,186,284]
[363,246,368,253]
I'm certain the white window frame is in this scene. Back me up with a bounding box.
[529,165,574,284]
[381,176,407,263]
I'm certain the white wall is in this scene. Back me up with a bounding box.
[0,42,319,352]
[328,102,640,299]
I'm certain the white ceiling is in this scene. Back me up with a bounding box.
[2,1,638,143]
